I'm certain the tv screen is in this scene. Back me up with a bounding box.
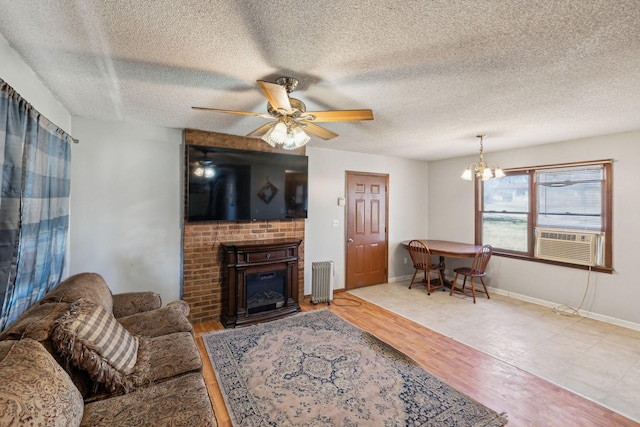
[187,145,308,222]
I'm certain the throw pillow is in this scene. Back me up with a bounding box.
[52,298,139,392]
[0,338,84,427]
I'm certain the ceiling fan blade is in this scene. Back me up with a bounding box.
[301,122,339,140]
[257,80,292,114]
[302,109,374,122]
[191,107,271,118]
[246,122,273,137]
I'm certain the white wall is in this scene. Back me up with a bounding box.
[304,146,428,294]
[428,131,640,326]
[1,33,183,304]
[6,30,638,325]
[69,118,183,304]
[0,33,71,133]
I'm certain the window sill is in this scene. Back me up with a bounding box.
[493,251,613,274]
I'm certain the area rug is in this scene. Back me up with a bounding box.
[202,310,508,426]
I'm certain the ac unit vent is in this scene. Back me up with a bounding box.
[535,228,598,266]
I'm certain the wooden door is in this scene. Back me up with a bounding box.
[345,172,388,289]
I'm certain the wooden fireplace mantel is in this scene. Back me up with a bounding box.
[220,239,301,327]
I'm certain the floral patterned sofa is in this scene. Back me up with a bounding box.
[0,272,217,426]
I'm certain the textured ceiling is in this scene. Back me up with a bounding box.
[1,0,639,160]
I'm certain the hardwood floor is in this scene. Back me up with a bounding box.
[193,293,639,427]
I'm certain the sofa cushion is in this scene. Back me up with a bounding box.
[117,302,193,338]
[81,372,216,427]
[53,298,139,392]
[40,272,113,313]
[112,291,162,318]
[85,331,202,402]
[0,338,84,427]
[135,332,202,387]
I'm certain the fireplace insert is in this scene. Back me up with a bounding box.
[246,269,286,314]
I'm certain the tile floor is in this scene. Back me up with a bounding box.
[347,281,640,423]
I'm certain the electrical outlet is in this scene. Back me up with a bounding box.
[404,257,408,264]
[332,219,339,227]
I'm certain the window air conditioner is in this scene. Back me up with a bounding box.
[535,228,598,266]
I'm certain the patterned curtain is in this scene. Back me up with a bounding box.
[0,79,72,331]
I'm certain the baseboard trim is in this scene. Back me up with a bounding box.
[349,274,640,331]
[488,286,640,332]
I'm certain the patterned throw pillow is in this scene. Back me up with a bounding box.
[52,298,139,392]
[0,338,84,427]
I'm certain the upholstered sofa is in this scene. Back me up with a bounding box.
[0,272,216,426]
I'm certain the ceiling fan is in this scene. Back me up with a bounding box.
[192,77,374,149]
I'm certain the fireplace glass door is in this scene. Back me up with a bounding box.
[245,269,286,315]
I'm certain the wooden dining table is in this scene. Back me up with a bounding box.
[401,239,482,287]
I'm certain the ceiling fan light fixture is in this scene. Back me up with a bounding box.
[193,158,215,178]
[261,121,287,147]
[271,122,287,144]
[281,126,309,150]
[263,120,310,150]
[291,126,310,147]
[193,77,373,149]
[461,135,504,181]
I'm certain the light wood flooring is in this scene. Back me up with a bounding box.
[193,292,639,427]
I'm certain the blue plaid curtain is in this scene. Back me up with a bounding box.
[0,79,72,331]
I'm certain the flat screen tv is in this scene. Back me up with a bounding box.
[187,145,308,222]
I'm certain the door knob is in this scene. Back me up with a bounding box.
[347,238,354,243]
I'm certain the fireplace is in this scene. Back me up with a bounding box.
[220,239,301,328]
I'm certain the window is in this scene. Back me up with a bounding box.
[476,161,612,270]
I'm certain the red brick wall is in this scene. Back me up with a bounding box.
[183,129,305,323]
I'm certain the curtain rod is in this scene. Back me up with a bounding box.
[2,79,79,144]
[505,158,612,173]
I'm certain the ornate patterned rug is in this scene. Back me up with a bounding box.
[202,310,508,426]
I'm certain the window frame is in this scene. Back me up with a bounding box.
[474,159,613,273]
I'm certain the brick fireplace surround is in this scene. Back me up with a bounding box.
[182,129,305,324]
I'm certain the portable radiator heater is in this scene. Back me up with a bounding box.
[311,261,334,304]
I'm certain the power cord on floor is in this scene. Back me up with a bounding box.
[330,297,362,307]
[552,265,592,316]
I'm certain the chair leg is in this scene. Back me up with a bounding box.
[449,273,459,296]
[480,277,490,299]
[409,269,418,289]
[470,278,476,303]
[424,270,432,295]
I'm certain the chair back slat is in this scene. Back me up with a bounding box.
[407,240,435,268]
[471,244,492,275]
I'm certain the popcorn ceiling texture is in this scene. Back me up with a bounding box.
[1,1,639,160]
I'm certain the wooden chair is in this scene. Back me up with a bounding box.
[449,244,492,303]
[407,240,444,295]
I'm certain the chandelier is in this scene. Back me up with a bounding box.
[261,117,310,150]
[461,135,505,181]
